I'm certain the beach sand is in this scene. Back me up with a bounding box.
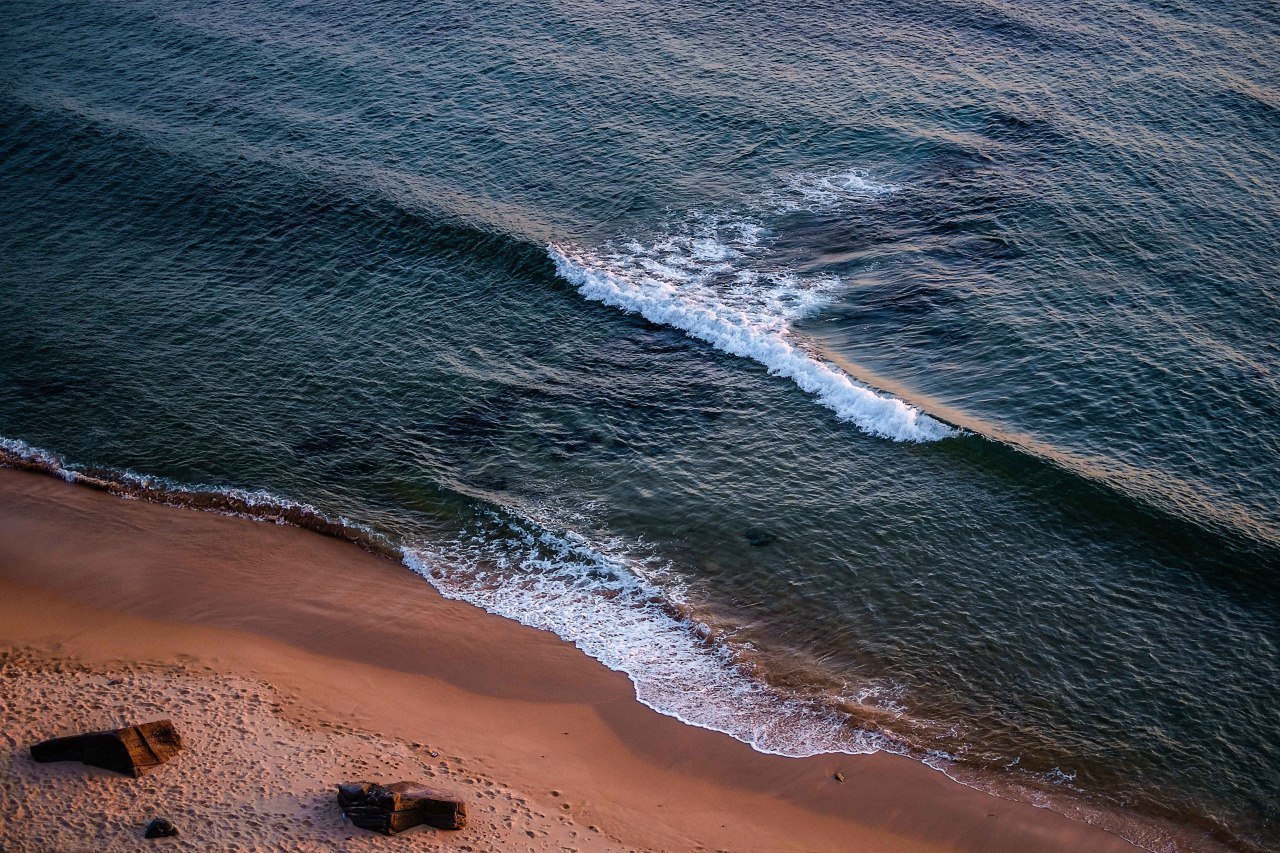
[0,466,1141,851]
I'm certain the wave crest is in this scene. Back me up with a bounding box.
[549,215,955,442]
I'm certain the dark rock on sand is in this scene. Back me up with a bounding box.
[30,719,183,777]
[144,818,179,839]
[337,781,467,834]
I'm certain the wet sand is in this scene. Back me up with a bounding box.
[0,466,1142,851]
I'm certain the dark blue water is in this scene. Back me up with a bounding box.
[3,0,1278,847]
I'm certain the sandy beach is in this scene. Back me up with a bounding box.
[0,466,1144,851]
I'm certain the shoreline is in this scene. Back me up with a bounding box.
[0,465,1161,850]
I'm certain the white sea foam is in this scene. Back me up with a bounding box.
[771,168,897,211]
[0,436,77,482]
[548,213,955,442]
[402,507,903,758]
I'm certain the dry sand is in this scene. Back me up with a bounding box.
[0,466,1146,851]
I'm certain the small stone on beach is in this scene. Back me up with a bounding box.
[144,818,179,839]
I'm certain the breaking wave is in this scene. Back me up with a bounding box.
[548,206,955,442]
[401,504,913,758]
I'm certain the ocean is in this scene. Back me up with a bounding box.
[2,0,1277,847]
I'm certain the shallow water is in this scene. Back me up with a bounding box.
[2,0,1278,847]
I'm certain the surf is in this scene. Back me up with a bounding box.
[547,206,957,443]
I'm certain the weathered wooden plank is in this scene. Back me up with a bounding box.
[337,781,467,834]
[30,720,183,776]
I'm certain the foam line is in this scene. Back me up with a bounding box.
[400,509,902,759]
